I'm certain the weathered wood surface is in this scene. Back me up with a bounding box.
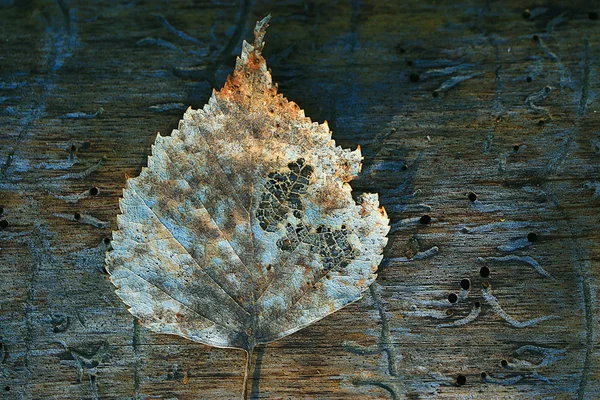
[0,1,598,399]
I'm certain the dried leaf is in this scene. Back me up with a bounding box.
[106,15,389,396]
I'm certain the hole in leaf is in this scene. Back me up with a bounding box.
[480,266,490,278]
[448,293,458,303]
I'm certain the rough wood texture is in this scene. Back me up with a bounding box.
[0,1,598,399]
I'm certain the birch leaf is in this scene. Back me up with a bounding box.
[106,14,389,396]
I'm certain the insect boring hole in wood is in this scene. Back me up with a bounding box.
[0,206,3,215]
[527,232,538,242]
[456,375,467,386]
[419,214,431,224]
[448,293,458,303]
[479,266,490,278]
[480,372,487,379]
[501,359,508,367]
[89,187,99,196]
[460,278,470,290]
[474,301,481,308]
[467,192,477,202]
[0,220,8,229]
[74,212,81,221]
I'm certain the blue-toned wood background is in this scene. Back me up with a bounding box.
[1,0,599,398]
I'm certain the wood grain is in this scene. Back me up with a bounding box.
[1,1,598,399]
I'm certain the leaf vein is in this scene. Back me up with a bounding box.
[157,144,258,291]
[128,183,252,317]
[115,263,240,332]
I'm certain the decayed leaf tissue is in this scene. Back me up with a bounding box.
[106,15,389,397]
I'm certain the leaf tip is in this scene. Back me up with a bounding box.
[253,14,272,51]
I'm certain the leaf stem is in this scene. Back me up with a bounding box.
[242,345,255,400]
